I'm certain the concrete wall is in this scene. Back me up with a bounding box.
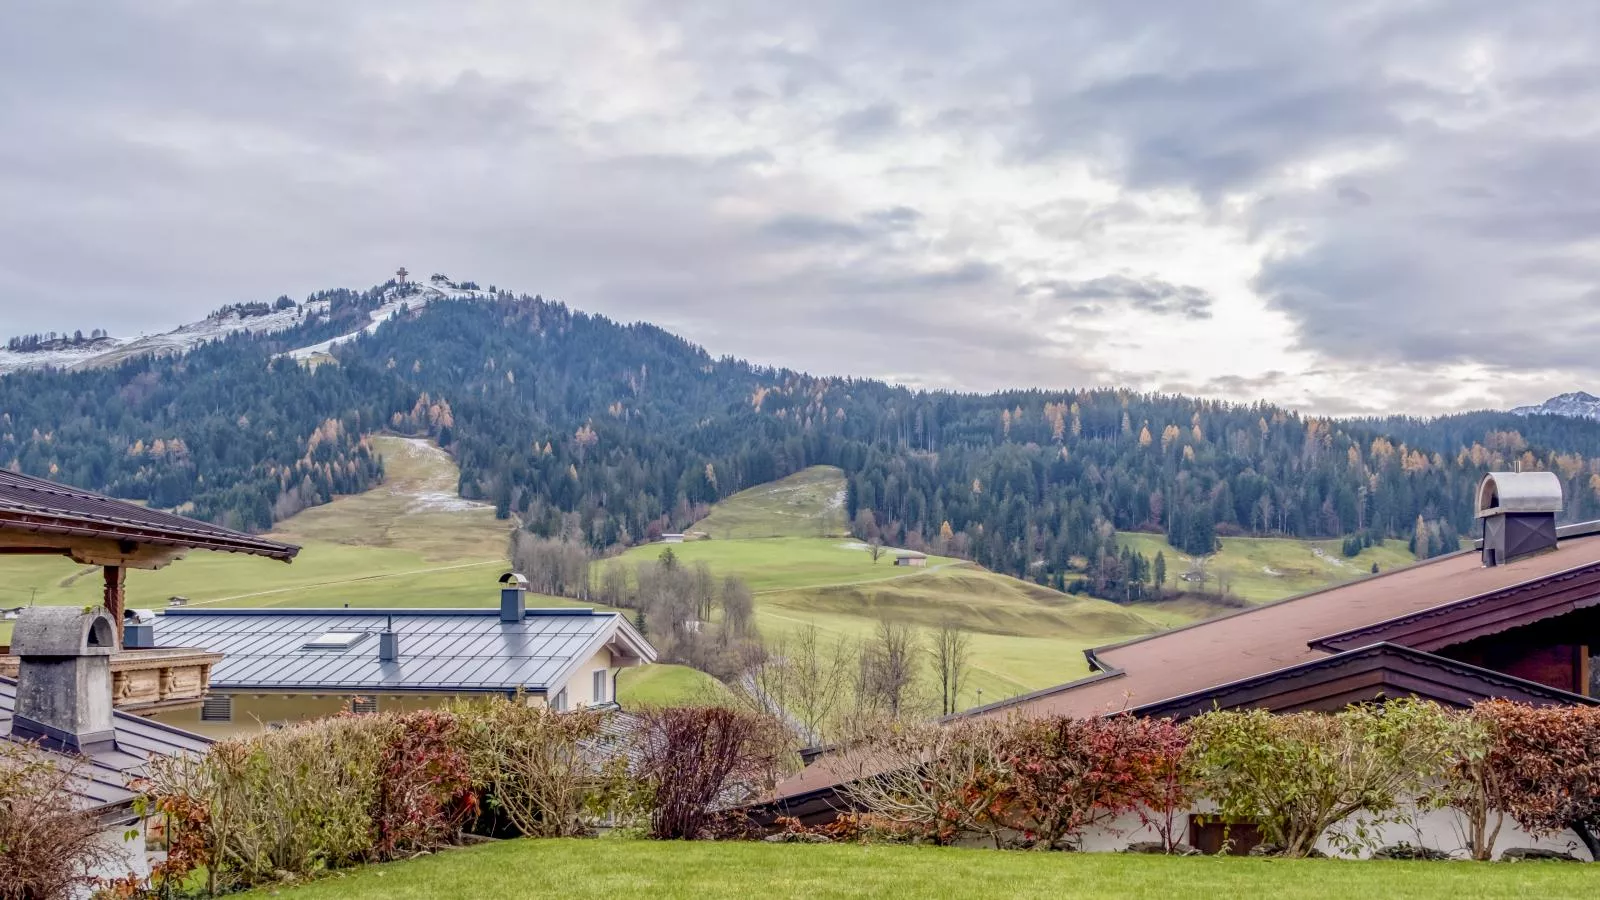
[78,818,146,900]
[147,645,621,737]
[1052,801,1594,860]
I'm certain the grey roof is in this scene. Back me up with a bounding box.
[155,608,655,694]
[0,676,212,815]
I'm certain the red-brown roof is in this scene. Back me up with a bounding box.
[964,534,1600,723]
[0,470,298,561]
[770,531,1600,803]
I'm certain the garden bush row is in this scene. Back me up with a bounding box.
[835,699,1600,861]
[111,700,783,897]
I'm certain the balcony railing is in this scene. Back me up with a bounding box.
[0,646,222,713]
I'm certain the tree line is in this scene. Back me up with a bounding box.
[9,281,1600,584]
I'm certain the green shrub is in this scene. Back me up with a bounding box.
[449,698,634,838]
[1190,700,1458,857]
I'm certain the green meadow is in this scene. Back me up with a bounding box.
[2,454,1415,708]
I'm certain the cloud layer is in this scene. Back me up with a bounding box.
[3,0,1600,415]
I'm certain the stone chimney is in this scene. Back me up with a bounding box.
[499,572,528,622]
[1476,471,1563,567]
[9,606,117,753]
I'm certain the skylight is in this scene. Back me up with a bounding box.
[302,631,367,650]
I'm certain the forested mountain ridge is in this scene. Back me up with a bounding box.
[7,279,1600,588]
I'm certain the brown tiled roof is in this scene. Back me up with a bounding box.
[0,470,298,561]
[963,534,1600,723]
[769,532,1600,803]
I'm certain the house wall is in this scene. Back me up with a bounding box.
[1439,611,1597,696]
[79,818,146,900]
[1008,801,1594,859]
[147,645,621,737]
[560,645,618,709]
[149,692,522,739]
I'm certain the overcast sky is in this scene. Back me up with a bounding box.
[4,1,1600,416]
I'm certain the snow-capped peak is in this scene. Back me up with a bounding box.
[0,274,497,375]
[1509,391,1600,421]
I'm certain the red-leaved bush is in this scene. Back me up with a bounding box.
[635,707,780,840]
[372,709,477,856]
[992,714,1191,851]
[1475,700,1600,861]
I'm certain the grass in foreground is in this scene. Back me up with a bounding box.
[243,839,1592,900]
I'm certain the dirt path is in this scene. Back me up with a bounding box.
[751,562,959,596]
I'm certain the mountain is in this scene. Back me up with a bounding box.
[0,274,496,375]
[8,275,1600,590]
[1511,391,1600,422]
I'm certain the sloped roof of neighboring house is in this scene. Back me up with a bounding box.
[155,608,655,694]
[0,469,298,560]
[0,676,211,816]
[764,527,1600,811]
[961,531,1600,723]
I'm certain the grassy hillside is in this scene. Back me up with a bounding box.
[691,466,849,539]
[1117,532,1418,604]
[242,839,1594,900]
[612,467,1162,703]
[617,664,733,708]
[0,437,521,616]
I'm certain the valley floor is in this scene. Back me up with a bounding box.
[243,839,1592,900]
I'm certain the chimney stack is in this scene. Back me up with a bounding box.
[499,572,528,622]
[9,606,117,753]
[1476,471,1563,567]
[379,615,399,662]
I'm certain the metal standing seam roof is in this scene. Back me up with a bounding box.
[0,469,299,560]
[0,676,212,815]
[155,608,655,693]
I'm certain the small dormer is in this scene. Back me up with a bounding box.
[1476,471,1563,567]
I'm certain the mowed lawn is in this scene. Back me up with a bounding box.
[242,839,1592,900]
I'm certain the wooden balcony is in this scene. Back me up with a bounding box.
[0,646,222,713]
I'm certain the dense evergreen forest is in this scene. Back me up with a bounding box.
[6,282,1600,587]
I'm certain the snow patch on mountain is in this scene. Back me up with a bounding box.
[284,280,492,361]
[1510,391,1600,422]
[0,275,496,375]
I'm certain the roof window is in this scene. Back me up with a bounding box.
[302,631,367,650]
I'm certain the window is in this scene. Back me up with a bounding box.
[350,696,378,715]
[553,688,568,712]
[302,632,366,650]
[593,669,608,704]
[200,694,233,722]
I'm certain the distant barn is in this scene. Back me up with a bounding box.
[659,533,685,544]
[893,551,927,567]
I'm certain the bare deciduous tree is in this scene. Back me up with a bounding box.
[933,622,972,716]
[868,538,885,564]
[859,619,920,717]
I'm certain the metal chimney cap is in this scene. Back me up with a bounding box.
[499,572,529,590]
[1476,471,1564,518]
[11,606,117,657]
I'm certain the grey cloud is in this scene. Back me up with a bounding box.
[1040,275,1214,320]
[833,102,901,146]
[7,0,1600,413]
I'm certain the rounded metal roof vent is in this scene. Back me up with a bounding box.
[1475,471,1563,518]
